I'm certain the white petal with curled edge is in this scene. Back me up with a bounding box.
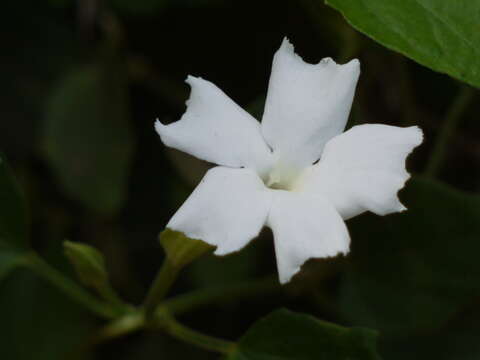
[156,76,273,176]
[166,166,271,256]
[267,191,350,284]
[295,124,423,220]
[261,38,360,169]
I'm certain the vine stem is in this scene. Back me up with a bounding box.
[157,311,236,354]
[94,276,280,345]
[142,258,180,317]
[24,253,120,319]
[425,85,475,177]
[160,276,278,315]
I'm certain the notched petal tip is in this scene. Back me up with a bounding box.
[185,74,203,86]
[155,119,169,141]
[154,118,165,131]
[408,125,424,147]
[280,37,294,51]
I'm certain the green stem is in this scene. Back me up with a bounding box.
[425,85,475,177]
[91,312,144,345]
[160,276,279,316]
[25,253,119,319]
[95,276,280,345]
[143,258,180,317]
[158,311,236,354]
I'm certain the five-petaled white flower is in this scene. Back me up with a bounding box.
[155,38,423,284]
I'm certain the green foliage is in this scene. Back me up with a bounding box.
[326,0,480,88]
[160,229,213,268]
[43,59,134,215]
[341,177,480,337]
[228,308,381,360]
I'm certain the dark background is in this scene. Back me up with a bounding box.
[1,0,479,359]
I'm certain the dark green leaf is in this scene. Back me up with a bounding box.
[228,308,381,360]
[160,229,213,268]
[326,0,480,88]
[43,60,134,215]
[340,177,480,336]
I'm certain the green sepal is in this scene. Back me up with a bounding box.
[159,229,213,268]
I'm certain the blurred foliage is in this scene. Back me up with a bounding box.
[0,268,96,360]
[1,0,480,359]
[342,177,480,359]
[0,155,29,280]
[43,58,134,216]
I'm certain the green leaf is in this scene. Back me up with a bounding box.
[43,59,134,215]
[160,229,213,268]
[0,155,28,249]
[340,177,480,336]
[326,0,480,88]
[228,308,381,360]
[64,241,108,288]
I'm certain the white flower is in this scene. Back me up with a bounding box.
[155,38,423,284]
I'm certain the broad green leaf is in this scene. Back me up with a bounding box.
[340,177,480,336]
[326,0,480,88]
[0,155,28,249]
[64,241,108,288]
[160,229,213,268]
[228,308,381,360]
[43,59,134,215]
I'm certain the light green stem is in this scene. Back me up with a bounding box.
[142,258,180,317]
[425,85,475,177]
[96,276,280,345]
[25,253,119,319]
[158,311,236,354]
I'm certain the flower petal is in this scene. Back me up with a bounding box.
[296,124,423,220]
[166,166,271,255]
[156,76,273,176]
[267,191,350,284]
[261,38,360,169]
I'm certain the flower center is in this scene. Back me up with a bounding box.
[265,159,302,191]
